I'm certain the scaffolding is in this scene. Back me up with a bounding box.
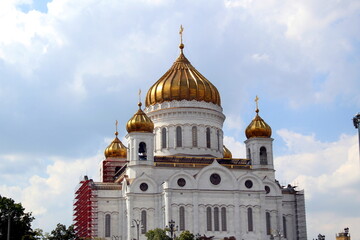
[73,177,98,238]
[101,158,127,182]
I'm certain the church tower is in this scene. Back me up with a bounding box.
[100,123,127,182]
[125,102,155,173]
[244,96,274,170]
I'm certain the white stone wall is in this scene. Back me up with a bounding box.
[145,100,225,158]
[94,161,306,240]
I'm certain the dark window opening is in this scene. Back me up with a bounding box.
[206,128,211,148]
[260,146,268,165]
[176,126,182,147]
[247,208,253,232]
[179,206,185,231]
[105,214,111,237]
[141,210,147,234]
[207,207,212,231]
[162,128,167,148]
[138,142,147,160]
[192,126,198,147]
[266,212,271,235]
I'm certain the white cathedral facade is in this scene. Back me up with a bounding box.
[73,38,307,240]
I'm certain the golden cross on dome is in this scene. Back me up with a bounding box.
[255,95,259,111]
[138,89,142,103]
[179,25,184,44]
[115,120,118,135]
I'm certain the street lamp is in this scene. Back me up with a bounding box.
[313,234,325,240]
[353,113,360,160]
[0,209,15,240]
[166,219,178,240]
[131,219,142,240]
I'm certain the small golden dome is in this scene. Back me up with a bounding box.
[245,109,272,139]
[126,102,154,133]
[104,131,127,158]
[145,44,221,107]
[223,145,232,158]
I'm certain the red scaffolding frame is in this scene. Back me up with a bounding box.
[101,158,127,183]
[73,177,98,238]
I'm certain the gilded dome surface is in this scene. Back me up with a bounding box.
[104,131,127,158]
[145,46,221,107]
[223,145,232,158]
[245,109,272,139]
[126,102,154,133]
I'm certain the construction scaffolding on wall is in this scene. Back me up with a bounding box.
[73,176,98,238]
[101,158,126,182]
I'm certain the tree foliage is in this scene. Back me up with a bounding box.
[47,223,77,240]
[0,195,35,240]
[145,228,171,240]
[176,231,194,240]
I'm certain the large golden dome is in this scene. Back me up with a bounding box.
[104,131,127,158]
[126,102,154,133]
[245,109,272,139]
[145,44,221,107]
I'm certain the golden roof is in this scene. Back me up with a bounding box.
[145,43,221,107]
[104,131,127,158]
[126,102,154,133]
[245,108,272,139]
[223,145,232,158]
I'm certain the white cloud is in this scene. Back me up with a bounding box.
[0,154,100,232]
[223,135,246,158]
[275,130,360,239]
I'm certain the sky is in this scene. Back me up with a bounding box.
[0,0,359,238]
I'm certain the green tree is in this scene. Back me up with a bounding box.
[47,223,77,240]
[145,228,171,240]
[0,195,35,240]
[176,231,194,240]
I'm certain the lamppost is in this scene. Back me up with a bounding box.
[166,219,178,240]
[131,219,142,240]
[353,113,360,160]
[0,209,15,240]
[313,234,325,240]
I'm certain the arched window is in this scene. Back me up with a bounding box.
[221,207,227,231]
[105,214,111,237]
[217,130,220,151]
[192,126,198,147]
[214,207,219,231]
[283,216,287,238]
[141,210,147,234]
[179,206,185,231]
[247,208,253,232]
[266,212,271,235]
[161,128,167,148]
[206,207,212,231]
[206,128,211,148]
[138,142,147,160]
[260,147,268,165]
[176,126,182,147]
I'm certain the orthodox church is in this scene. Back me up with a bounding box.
[73,30,307,240]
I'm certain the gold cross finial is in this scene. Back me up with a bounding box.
[138,89,142,103]
[115,120,118,136]
[179,25,184,44]
[255,95,259,112]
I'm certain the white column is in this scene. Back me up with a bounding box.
[233,193,240,238]
[164,191,172,226]
[126,196,133,240]
[192,192,199,234]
